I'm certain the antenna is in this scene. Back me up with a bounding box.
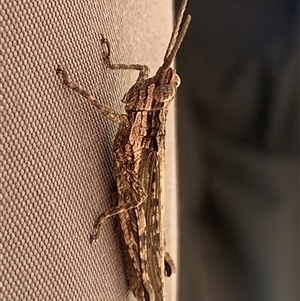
[161,0,191,72]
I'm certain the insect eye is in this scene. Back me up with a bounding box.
[174,74,181,88]
[153,84,175,102]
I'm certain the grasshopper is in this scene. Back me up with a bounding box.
[57,1,190,300]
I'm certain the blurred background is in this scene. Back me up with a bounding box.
[175,0,299,300]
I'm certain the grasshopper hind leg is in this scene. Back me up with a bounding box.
[89,198,143,244]
[89,185,147,244]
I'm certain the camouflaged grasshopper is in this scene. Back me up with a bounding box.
[57,1,190,300]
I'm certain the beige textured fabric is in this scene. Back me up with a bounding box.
[1,1,178,300]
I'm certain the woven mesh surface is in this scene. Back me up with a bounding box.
[1,1,177,300]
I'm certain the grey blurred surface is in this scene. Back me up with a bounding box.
[176,0,299,300]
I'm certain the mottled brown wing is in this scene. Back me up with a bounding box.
[117,188,145,300]
[117,148,163,301]
[141,150,165,301]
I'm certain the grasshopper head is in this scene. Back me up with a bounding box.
[152,67,180,105]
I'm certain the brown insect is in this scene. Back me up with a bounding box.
[57,1,190,300]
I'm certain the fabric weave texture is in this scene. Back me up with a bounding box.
[1,1,177,300]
